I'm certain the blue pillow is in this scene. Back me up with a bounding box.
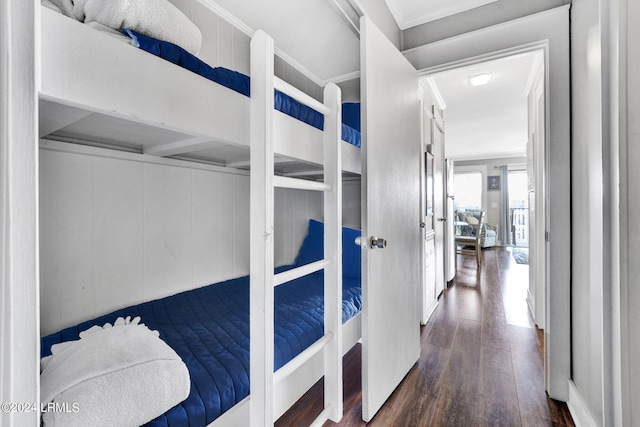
[341,225,362,279]
[294,219,325,267]
[294,219,362,279]
[341,103,361,133]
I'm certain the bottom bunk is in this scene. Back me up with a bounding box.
[40,220,362,427]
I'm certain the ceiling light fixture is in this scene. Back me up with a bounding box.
[468,73,491,87]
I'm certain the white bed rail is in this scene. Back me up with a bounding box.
[274,77,331,116]
[250,30,343,426]
[274,259,332,287]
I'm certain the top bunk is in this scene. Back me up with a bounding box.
[38,4,361,176]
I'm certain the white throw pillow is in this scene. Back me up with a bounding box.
[465,216,479,225]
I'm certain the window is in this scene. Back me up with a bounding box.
[454,172,482,211]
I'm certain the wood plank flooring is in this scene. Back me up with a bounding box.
[275,247,574,427]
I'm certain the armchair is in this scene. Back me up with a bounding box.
[455,209,498,248]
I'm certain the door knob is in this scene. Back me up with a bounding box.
[370,236,387,249]
[420,222,426,228]
[437,217,447,222]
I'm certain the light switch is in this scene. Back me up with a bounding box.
[491,202,498,208]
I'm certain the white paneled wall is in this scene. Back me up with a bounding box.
[274,187,323,267]
[342,179,362,229]
[167,0,323,101]
[39,146,322,336]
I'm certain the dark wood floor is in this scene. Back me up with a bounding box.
[276,247,575,427]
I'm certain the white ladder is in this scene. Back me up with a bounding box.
[249,30,343,426]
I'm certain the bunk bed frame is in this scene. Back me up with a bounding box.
[38,5,361,426]
[39,7,361,176]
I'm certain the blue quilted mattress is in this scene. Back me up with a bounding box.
[41,269,361,426]
[123,29,361,148]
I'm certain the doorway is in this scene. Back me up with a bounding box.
[405,6,571,400]
[424,47,549,392]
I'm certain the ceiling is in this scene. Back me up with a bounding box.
[429,52,540,161]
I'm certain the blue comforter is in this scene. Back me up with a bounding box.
[41,269,361,426]
[123,29,361,148]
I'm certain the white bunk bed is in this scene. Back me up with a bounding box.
[38,4,361,427]
[39,7,361,176]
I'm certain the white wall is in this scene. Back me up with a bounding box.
[166,0,324,100]
[39,144,322,336]
[569,0,608,424]
[337,78,361,103]
[342,179,362,229]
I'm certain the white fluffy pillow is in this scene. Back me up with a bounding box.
[41,317,190,427]
[48,0,203,55]
[465,216,479,225]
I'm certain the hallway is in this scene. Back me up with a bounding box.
[276,247,575,426]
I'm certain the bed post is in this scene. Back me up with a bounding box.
[323,82,343,423]
[0,0,40,426]
[249,30,275,427]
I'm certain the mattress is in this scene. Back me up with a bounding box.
[124,29,361,148]
[41,270,361,426]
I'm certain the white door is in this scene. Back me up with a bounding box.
[445,159,456,281]
[360,16,421,422]
[431,111,446,295]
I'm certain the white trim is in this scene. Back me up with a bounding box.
[568,381,599,427]
[198,0,253,36]
[330,70,361,84]
[423,77,447,110]
[523,51,544,97]
[403,5,570,58]
[412,40,550,78]
[394,0,499,30]
[326,0,360,36]
[526,288,535,320]
[39,139,250,176]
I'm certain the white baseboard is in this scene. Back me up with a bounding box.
[421,299,438,325]
[526,288,535,320]
[567,380,599,427]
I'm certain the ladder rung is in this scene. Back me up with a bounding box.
[309,405,334,427]
[274,77,332,116]
[274,175,331,192]
[274,259,331,287]
[274,332,334,385]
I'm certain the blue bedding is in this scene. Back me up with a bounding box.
[41,220,362,427]
[124,30,361,148]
